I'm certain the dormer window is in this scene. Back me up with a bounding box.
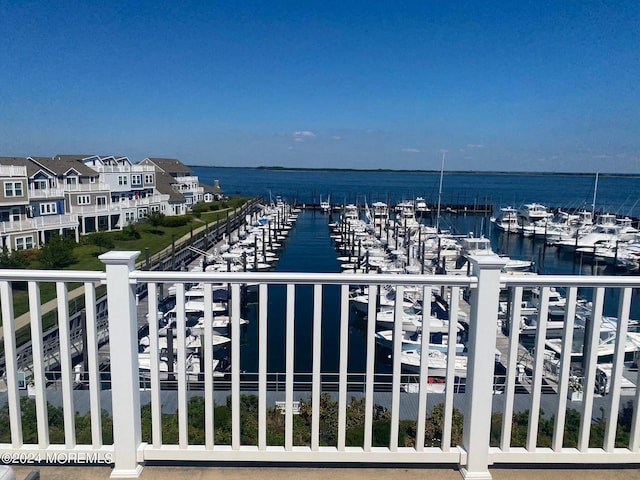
[66,176,78,186]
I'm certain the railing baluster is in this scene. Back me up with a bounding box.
[83,281,102,448]
[311,283,323,451]
[604,287,632,451]
[148,282,162,448]
[28,281,49,447]
[56,281,76,448]
[578,286,604,451]
[285,283,295,450]
[337,284,349,451]
[231,282,241,450]
[258,283,268,450]
[443,285,461,451]
[527,286,550,451]
[1,280,22,447]
[175,282,188,448]
[204,280,214,449]
[553,286,578,451]
[390,285,404,451]
[630,342,640,451]
[415,284,431,452]
[364,284,378,452]
[500,286,523,452]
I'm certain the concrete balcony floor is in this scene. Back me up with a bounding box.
[9,465,640,480]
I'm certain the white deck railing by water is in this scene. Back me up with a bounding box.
[1,252,640,479]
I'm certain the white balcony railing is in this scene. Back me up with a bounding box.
[91,165,155,173]
[0,214,78,234]
[64,183,111,193]
[70,195,167,215]
[0,165,27,177]
[1,254,640,479]
[28,187,66,198]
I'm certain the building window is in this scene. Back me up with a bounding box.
[96,196,107,206]
[77,195,90,205]
[4,181,23,197]
[39,202,58,215]
[138,207,148,218]
[33,179,48,190]
[131,174,142,186]
[118,175,128,186]
[124,212,135,223]
[89,177,96,183]
[144,173,154,184]
[15,236,34,250]
[66,176,78,186]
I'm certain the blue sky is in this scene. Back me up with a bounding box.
[1,1,638,172]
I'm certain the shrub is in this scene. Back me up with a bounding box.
[161,215,192,228]
[88,232,116,252]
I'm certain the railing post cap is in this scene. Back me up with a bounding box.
[99,250,141,265]
[467,254,507,270]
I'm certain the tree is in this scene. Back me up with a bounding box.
[39,234,76,269]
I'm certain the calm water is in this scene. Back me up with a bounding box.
[193,166,640,219]
[209,167,640,373]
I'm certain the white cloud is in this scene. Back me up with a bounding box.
[293,131,317,142]
[401,148,420,153]
[332,135,342,140]
[466,144,484,149]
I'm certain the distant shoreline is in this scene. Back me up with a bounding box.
[188,165,640,178]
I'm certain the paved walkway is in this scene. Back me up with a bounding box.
[8,465,640,480]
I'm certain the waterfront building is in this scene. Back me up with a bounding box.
[0,154,223,249]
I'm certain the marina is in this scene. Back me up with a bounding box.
[132,192,640,411]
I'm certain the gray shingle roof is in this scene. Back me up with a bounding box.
[200,181,222,194]
[154,170,186,203]
[142,157,192,175]
[35,155,101,176]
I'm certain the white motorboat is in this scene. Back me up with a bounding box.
[375,329,465,354]
[414,197,430,216]
[398,349,468,377]
[545,330,640,364]
[517,203,552,226]
[491,206,519,233]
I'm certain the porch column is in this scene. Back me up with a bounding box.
[100,251,143,478]
[74,226,79,243]
[460,255,506,480]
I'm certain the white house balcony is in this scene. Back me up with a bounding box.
[0,165,27,177]
[91,165,156,173]
[0,213,78,234]
[69,205,115,215]
[115,194,169,209]
[64,183,111,193]
[28,187,66,199]
[0,255,639,479]
[174,176,200,184]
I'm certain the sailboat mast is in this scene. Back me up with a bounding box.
[436,150,446,232]
[592,172,599,216]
